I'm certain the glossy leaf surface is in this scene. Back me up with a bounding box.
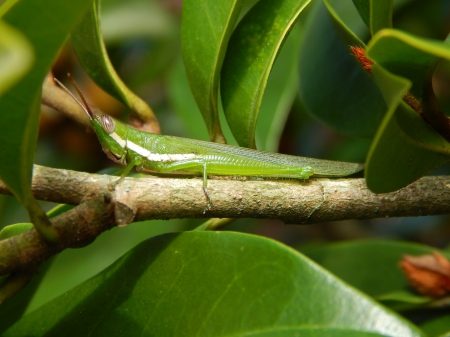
[182,0,244,143]
[221,0,311,148]
[5,232,423,336]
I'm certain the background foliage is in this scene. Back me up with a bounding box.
[0,0,449,335]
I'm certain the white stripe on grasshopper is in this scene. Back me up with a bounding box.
[147,153,196,162]
[110,132,127,148]
[126,139,151,157]
[115,137,197,162]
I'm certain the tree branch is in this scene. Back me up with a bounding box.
[0,164,449,277]
[0,165,448,224]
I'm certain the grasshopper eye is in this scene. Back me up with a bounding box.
[101,115,116,134]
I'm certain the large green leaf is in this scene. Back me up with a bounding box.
[0,19,33,97]
[71,0,159,132]
[5,232,424,336]
[182,0,244,143]
[221,0,311,148]
[24,219,186,316]
[299,0,387,137]
[0,0,91,240]
[365,30,450,192]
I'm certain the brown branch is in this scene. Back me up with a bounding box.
[0,189,115,276]
[0,165,449,225]
[421,80,450,143]
[0,270,37,305]
[0,165,449,277]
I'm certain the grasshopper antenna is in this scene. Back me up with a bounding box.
[54,73,95,120]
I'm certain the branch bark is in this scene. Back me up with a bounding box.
[0,165,448,224]
[0,164,449,277]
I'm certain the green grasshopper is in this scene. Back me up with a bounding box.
[55,77,363,209]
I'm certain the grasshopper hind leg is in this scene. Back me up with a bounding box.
[155,158,213,212]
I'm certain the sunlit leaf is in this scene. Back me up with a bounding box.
[182,0,244,143]
[0,20,33,97]
[6,232,424,336]
[221,0,311,148]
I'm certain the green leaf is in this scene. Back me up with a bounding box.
[255,21,302,152]
[6,232,424,336]
[221,0,311,148]
[0,204,80,332]
[0,258,54,334]
[167,57,237,144]
[223,328,391,337]
[420,314,450,337]
[181,0,244,143]
[0,0,91,240]
[24,219,186,315]
[303,239,449,297]
[101,0,179,84]
[351,0,370,28]
[365,30,450,192]
[376,290,432,311]
[0,20,33,97]
[352,0,393,35]
[366,29,448,96]
[71,0,159,133]
[299,0,387,137]
[0,223,32,240]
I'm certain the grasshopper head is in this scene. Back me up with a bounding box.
[54,76,128,164]
[90,115,128,163]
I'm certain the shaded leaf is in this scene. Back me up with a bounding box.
[365,30,450,192]
[352,0,393,35]
[101,0,179,84]
[299,0,387,137]
[303,239,450,297]
[420,314,450,337]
